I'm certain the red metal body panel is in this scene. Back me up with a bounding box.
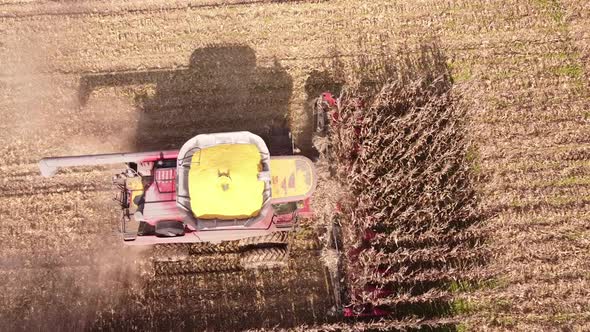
[154,168,177,193]
[38,134,314,245]
[126,152,305,245]
[142,184,181,223]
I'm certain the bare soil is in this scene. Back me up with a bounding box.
[0,0,589,330]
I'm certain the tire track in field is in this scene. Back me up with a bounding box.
[0,171,114,198]
[0,0,321,19]
[0,248,124,271]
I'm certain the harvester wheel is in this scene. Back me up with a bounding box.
[188,241,240,255]
[151,243,190,260]
[238,232,288,249]
[153,254,241,276]
[240,247,288,270]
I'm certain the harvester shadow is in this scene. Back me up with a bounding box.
[76,46,342,330]
[79,45,293,151]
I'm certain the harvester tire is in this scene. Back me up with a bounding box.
[153,254,241,276]
[188,241,240,255]
[151,243,190,259]
[238,232,288,249]
[240,247,288,270]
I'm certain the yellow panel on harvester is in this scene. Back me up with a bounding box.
[127,177,144,210]
[269,157,315,201]
[188,144,264,220]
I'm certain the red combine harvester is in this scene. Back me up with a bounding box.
[40,96,386,319]
[40,131,316,247]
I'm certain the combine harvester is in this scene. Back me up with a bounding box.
[39,131,317,274]
[39,97,387,318]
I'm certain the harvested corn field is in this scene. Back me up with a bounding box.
[1,0,589,330]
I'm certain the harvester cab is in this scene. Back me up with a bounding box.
[39,131,316,246]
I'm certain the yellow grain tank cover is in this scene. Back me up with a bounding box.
[269,157,315,201]
[188,144,264,220]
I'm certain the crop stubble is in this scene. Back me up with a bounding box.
[0,0,589,330]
